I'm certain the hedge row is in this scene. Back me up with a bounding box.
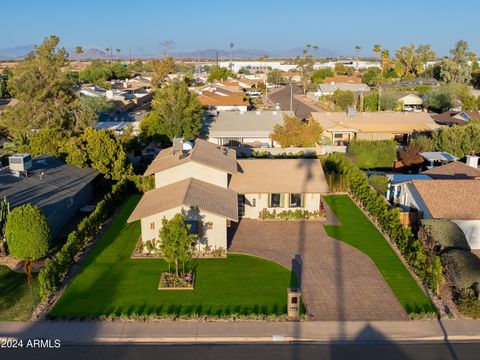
[348,140,397,169]
[38,178,133,302]
[323,153,443,295]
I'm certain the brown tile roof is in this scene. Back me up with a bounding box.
[128,178,238,222]
[412,180,480,220]
[431,111,480,125]
[311,111,439,133]
[144,139,238,176]
[229,159,329,194]
[422,161,480,179]
[197,91,249,106]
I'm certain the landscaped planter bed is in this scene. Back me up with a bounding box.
[158,272,195,290]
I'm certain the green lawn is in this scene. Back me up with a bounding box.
[323,195,435,314]
[0,266,39,321]
[51,196,297,318]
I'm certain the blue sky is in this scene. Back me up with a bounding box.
[1,0,478,56]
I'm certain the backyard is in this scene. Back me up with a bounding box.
[323,195,436,314]
[50,196,297,318]
[0,265,39,321]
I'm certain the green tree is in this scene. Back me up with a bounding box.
[363,91,379,111]
[270,114,323,147]
[394,44,423,78]
[207,66,235,83]
[5,204,50,260]
[79,60,113,84]
[432,122,480,158]
[140,81,204,142]
[0,68,10,99]
[373,44,381,65]
[82,127,132,180]
[362,67,381,86]
[75,46,83,61]
[1,35,76,135]
[159,213,197,276]
[440,40,475,84]
[416,44,436,74]
[333,89,355,111]
[129,59,144,72]
[311,68,334,84]
[379,93,399,111]
[63,136,89,168]
[296,47,315,95]
[335,63,354,76]
[147,57,176,85]
[110,62,130,79]
[27,128,68,157]
[75,96,114,130]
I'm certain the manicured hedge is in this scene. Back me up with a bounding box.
[419,220,471,253]
[441,250,480,290]
[38,178,133,302]
[348,140,397,169]
[322,153,443,295]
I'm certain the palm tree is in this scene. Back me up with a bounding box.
[229,41,234,71]
[373,44,381,66]
[75,46,83,62]
[115,48,121,61]
[355,45,362,70]
[381,49,390,74]
[105,48,110,63]
[312,45,319,60]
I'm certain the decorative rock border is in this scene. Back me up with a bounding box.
[158,273,195,290]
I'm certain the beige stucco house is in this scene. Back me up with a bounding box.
[128,139,329,253]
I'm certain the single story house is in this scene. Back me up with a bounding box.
[0,155,99,236]
[396,179,480,249]
[205,111,293,147]
[421,157,480,179]
[314,82,370,97]
[311,111,440,145]
[128,138,329,252]
[322,75,362,84]
[396,93,424,112]
[197,91,249,112]
[431,110,480,126]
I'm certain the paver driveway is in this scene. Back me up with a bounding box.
[228,214,409,321]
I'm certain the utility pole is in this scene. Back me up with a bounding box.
[290,83,293,112]
[129,49,132,65]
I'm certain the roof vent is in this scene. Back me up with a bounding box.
[466,154,479,168]
[172,137,185,155]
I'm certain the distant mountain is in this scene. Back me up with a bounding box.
[0,45,339,60]
[0,45,34,59]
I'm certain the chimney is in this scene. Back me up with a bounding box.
[347,107,356,117]
[172,137,184,155]
[466,154,479,168]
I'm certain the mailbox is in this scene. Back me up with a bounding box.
[287,288,301,318]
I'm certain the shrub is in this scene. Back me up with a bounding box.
[442,250,480,290]
[457,288,480,319]
[419,220,471,253]
[368,175,389,193]
[348,140,397,169]
[38,178,131,301]
[5,204,51,260]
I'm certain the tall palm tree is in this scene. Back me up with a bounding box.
[229,41,234,71]
[312,45,319,60]
[381,49,390,74]
[355,45,362,70]
[373,44,381,66]
[105,48,110,63]
[115,48,121,61]
[75,46,83,63]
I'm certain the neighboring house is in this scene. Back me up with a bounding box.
[197,91,249,112]
[420,152,459,169]
[128,138,329,252]
[205,111,293,147]
[314,82,370,97]
[322,75,362,84]
[237,78,262,89]
[431,110,480,126]
[396,93,424,112]
[192,84,243,97]
[397,179,480,249]
[95,111,148,136]
[311,111,440,145]
[0,154,98,236]
[218,61,297,73]
[421,157,480,179]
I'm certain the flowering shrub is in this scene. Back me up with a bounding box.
[159,271,194,288]
[258,208,325,220]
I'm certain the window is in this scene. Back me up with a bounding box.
[289,194,304,208]
[150,222,155,230]
[185,220,199,235]
[269,193,283,208]
[334,133,343,139]
[252,198,256,207]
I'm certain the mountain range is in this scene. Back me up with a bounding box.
[0,45,339,60]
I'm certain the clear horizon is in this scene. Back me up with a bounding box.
[0,0,479,57]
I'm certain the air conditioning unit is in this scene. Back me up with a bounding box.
[9,154,32,173]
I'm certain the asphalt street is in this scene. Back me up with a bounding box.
[268,84,319,119]
[2,342,479,360]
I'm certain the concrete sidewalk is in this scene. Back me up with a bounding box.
[1,320,480,344]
